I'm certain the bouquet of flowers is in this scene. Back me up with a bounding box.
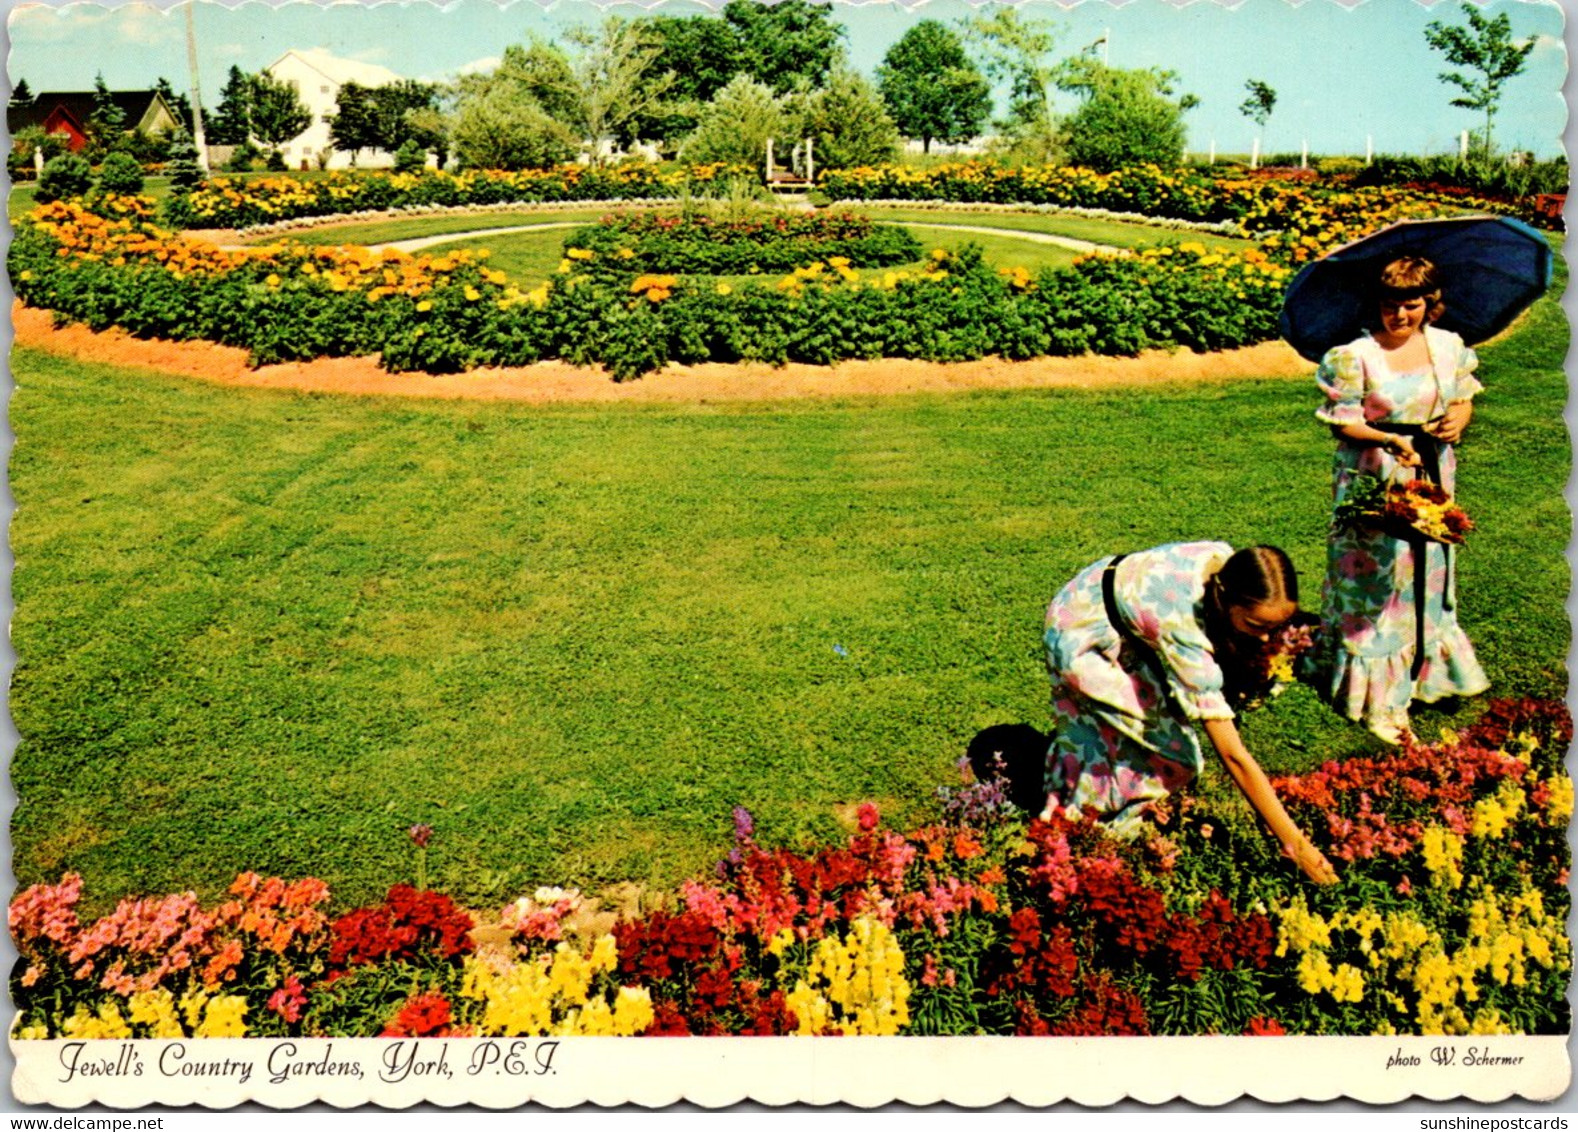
[1333,475,1474,545]
[1228,613,1322,710]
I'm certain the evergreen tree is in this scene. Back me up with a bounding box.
[87,72,129,157]
[9,78,34,109]
[165,127,205,192]
[799,62,900,170]
[208,66,254,147]
[154,76,194,132]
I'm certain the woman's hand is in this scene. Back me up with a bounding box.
[1203,719,1340,887]
[1426,400,1473,444]
[1386,435,1422,467]
[1286,837,1338,885]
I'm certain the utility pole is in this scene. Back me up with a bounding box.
[184,1,209,172]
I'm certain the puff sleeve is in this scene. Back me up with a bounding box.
[1314,344,1367,426]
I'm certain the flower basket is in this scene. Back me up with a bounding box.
[1333,474,1473,545]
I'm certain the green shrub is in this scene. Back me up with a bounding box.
[97,151,146,195]
[393,139,427,174]
[35,154,93,202]
[562,210,924,273]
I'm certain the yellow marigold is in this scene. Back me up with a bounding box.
[566,247,595,260]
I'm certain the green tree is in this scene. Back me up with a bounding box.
[680,73,783,168]
[328,81,381,161]
[877,20,991,154]
[724,0,845,95]
[628,13,742,147]
[562,17,676,159]
[1057,60,1196,172]
[154,76,194,132]
[373,80,441,153]
[247,72,313,162]
[450,82,578,170]
[9,78,34,108]
[1424,7,1536,156]
[799,62,900,170]
[1239,79,1276,168]
[164,127,205,192]
[207,66,253,147]
[86,72,129,158]
[965,8,1064,163]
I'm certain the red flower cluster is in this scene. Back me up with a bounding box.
[328,885,474,972]
[380,991,455,1038]
[613,910,722,983]
[1270,697,1569,862]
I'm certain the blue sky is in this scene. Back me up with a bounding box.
[5,0,1569,159]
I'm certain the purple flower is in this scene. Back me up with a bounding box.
[732,806,755,842]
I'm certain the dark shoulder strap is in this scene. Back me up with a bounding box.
[1102,554,1183,717]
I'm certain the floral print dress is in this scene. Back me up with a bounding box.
[1315,326,1490,742]
[1042,541,1236,829]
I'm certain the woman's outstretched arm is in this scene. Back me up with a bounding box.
[1201,717,1338,885]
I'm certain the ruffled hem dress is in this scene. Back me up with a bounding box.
[1314,325,1490,743]
[1042,541,1236,830]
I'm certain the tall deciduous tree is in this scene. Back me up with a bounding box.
[1424,7,1535,157]
[965,8,1064,163]
[1239,79,1276,168]
[562,17,675,159]
[1057,60,1196,172]
[724,0,844,95]
[247,71,313,161]
[328,80,381,161]
[877,20,991,154]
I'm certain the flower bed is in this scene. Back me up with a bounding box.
[10,199,1292,381]
[822,161,1560,241]
[162,163,754,230]
[561,211,924,274]
[12,699,1569,1038]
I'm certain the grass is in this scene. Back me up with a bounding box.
[10,259,1568,915]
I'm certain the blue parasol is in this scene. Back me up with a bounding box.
[1278,215,1553,363]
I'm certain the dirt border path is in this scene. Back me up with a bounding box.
[13,301,1313,405]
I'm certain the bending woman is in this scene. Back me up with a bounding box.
[1314,256,1489,743]
[1042,541,1336,884]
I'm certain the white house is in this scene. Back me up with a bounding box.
[264,47,404,170]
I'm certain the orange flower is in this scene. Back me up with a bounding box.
[953,833,982,860]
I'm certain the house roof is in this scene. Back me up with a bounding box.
[7,90,173,136]
[266,48,404,88]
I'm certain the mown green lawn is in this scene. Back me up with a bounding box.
[10,271,1567,914]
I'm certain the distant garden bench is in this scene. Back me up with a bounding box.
[765,138,814,196]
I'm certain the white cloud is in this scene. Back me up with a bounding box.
[9,2,178,48]
[452,55,499,77]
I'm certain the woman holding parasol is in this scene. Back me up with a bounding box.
[1280,217,1552,744]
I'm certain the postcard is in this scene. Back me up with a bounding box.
[4,0,1572,1109]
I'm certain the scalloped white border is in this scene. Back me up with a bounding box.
[11,1036,1573,1107]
